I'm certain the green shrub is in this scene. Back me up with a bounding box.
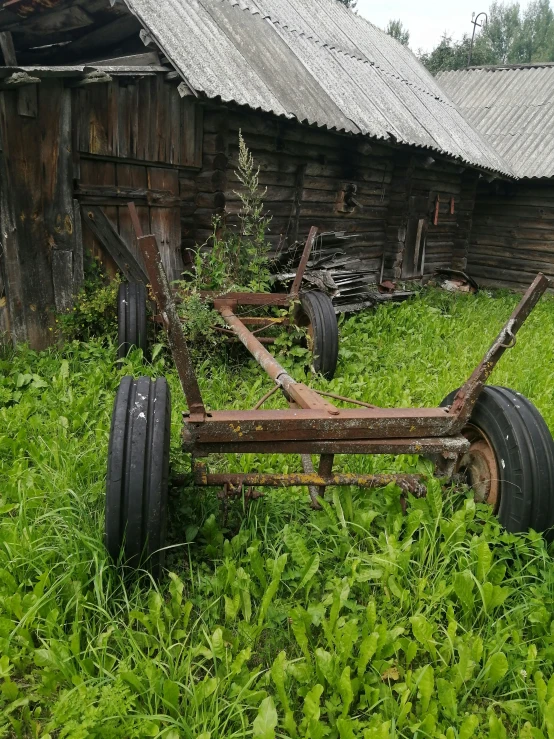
[57,259,120,342]
[4,289,554,737]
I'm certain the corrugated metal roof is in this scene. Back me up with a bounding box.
[123,0,511,175]
[438,66,554,178]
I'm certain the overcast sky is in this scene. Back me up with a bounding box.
[356,0,531,53]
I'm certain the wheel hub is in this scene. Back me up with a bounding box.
[458,425,500,510]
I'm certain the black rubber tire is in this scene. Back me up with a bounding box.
[441,386,554,535]
[298,291,339,380]
[117,283,148,359]
[105,376,171,576]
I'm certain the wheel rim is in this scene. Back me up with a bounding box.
[458,424,500,511]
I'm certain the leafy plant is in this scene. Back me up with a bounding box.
[3,288,554,736]
[57,258,120,342]
[191,133,272,294]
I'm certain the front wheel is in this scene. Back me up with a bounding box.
[442,386,554,536]
[105,376,171,576]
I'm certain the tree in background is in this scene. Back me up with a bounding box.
[419,0,554,73]
[336,0,357,7]
[386,19,410,46]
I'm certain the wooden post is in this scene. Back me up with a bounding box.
[0,33,17,66]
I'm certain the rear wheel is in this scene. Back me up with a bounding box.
[296,291,339,380]
[105,376,171,576]
[441,386,554,535]
[117,283,148,359]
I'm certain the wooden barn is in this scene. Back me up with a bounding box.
[439,63,554,290]
[0,0,509,349]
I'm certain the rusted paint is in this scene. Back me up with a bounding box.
[135,226,206,418]
[218,305,339,413]
[184,435,471,456]
[448,272,549,428]
[203,292,291,307]
[186,407,456,445]
[290,226,318,298]
[194,466,426,495]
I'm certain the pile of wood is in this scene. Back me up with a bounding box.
[272,232,412,313]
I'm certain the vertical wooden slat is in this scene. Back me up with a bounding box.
[117,162,149,268]
[129,82,139,160]
[0,32,17,65]
[0,92,26,344]
[107,80,119,157]
[169,84,181,165]
[148,167,183,280]
[79,158,118,277]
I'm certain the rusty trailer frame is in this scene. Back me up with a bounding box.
[132,205,549,505]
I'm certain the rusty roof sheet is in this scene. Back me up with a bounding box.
[123,0,511,175]
[438,66,554,179]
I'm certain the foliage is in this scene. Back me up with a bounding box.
[171,285,224,353]
[385,20,410,47]
[336,0,357,8]
[191,133,272,294]
[57,259,120,342]
[3,289,554,736]
[175,134,273,351]
[419,0,554,73]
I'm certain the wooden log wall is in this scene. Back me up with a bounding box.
[0,79,79,349]
[182,105,478,284]
[0,73,203,349]
[185,106,396,278]
[467,179,554,289]
[0,81,482,350]
[75,77,202,281]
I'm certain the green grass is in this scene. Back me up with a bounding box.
[2,289,554,738]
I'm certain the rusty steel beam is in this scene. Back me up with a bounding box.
[188,436,470,456]
[134,226,206,420]
[217,306,338,412]
[185,406,455,444]
[315,390,379,409]
[194,467,426,494]
[290,226,318,298]
[449,272,549,428]
[201,292,291,307]
[317,453,335,498]
[239,317,288,326]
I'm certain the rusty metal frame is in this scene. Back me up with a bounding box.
[130,205,549,501]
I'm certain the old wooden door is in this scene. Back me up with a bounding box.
[401,195,429,279]
[79,158,183,281]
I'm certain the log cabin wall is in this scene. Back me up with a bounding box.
[380,154,478,280]
[0,73,203,349]
[185,104,478,282]
[74,77,202,281]
[467,179,554,289]
[0,79,482,351]
[0,79,76,348]
[184,105,396,278]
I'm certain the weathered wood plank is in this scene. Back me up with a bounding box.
[81,205,147,284]
[148,167,183,280]
[17,85,38,118]
[0,32,17,66]
[116,162,149,268]
[52,250,74,312]
[73,198,84,292]
[0,93,25,344]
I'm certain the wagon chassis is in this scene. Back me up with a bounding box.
[127,204,549,508]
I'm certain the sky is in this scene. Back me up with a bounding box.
[356,0,531,53]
